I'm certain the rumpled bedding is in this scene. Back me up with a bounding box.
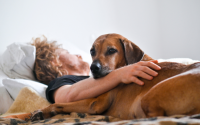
[1,87,200,125]
[1,113,200,125]
[0,42,36,80]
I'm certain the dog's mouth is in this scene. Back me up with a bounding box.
[91,67,112,79]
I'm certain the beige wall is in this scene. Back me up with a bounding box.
[0,0,200,60]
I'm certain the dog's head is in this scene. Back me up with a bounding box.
[90,33,146,79]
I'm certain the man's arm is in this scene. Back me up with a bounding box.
[54,60,161,103]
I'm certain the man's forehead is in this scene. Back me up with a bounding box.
[55,48,68,54]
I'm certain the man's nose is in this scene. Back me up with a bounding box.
[76,54,82,59]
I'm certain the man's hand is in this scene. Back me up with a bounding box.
[117,60,161,85]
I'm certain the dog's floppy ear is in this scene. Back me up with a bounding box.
[120,38,144,65]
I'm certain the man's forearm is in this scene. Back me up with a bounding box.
[65,69,121,102]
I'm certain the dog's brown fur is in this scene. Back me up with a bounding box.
[5,33,200,121]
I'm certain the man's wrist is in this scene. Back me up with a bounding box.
[108,68,122,85]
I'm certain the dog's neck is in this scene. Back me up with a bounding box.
[141,54,153,61]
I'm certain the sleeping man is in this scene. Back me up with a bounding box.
[32,37,161,104]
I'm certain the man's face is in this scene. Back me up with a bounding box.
[55,48,90,76]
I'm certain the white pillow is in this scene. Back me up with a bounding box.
[158,58,199,65]
[0,42,36,80]
[2,78,47,100]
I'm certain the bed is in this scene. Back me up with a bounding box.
[1,42,200,125]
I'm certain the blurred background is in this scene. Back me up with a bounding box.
[0,0,200,60]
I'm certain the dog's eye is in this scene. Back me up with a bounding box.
[107,48,117,55]
[90,49,96,56]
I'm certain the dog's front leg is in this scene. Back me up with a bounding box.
[30,92,112,121]
[4,113,32,121]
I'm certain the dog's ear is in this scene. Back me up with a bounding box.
[120,38,144,65]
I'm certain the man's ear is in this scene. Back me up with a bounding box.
[120,38,144,65]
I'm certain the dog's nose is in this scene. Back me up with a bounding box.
[90,62,102,74]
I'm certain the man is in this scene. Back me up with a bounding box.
[32,37,161,104]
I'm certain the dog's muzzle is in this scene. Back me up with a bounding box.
[90,61,102,78]
[90,61,110,79]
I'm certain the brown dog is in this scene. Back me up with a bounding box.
[5,33,200,121]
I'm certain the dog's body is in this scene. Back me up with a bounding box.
[96,62,200,119]
[5,34,200,121]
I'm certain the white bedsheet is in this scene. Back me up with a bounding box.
[0,69,14,114]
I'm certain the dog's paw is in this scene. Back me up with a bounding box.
[30,110,44,121]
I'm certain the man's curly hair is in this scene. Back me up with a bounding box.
[31,37,68,85]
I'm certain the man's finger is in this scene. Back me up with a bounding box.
[133,70,153,80]
[132,77,144,85]
[150,60,159,64]
[143,61,161,70]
